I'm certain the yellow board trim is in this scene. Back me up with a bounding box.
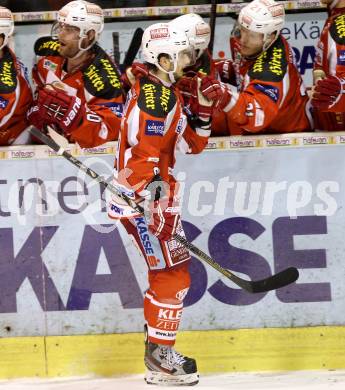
[1,326,345,379]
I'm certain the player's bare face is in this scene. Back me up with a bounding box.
[57,23,81,58]
[239,27,265,58]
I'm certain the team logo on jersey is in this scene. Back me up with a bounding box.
[145,120,165,136]
[0,54,17,94]
[83,45,122,99]
[0,96,9,109]
[135,217,155,256]
[330,15,345,45]
[43,59,58,72]
[142,83,156,110]
[338,50,345,66]
[253,83,279,103]
[97,102,123,117]
[176,118,184,134]
[249,36,287,82]
[34,37,60,56]
[160,85,171,113]
[139,78,176,117]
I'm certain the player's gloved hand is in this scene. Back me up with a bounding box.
[186,76,214,123]
[147,197,180,241]
[200,76,232,110]
[176,76,197,99]
[214,59,236,84]
[121,62,150,89]
[33,88,85,135]
[311,75,342,110]
[139,173,179,241]
[130,62,150,78]
[27,101,46,130]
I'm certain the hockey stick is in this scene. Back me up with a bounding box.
[120,27,144,72]
[29,127,299,293]
[112,32,120,64]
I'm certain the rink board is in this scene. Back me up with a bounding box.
[1,132,345,377]
[1,133,345,337]
[0,326,345,378]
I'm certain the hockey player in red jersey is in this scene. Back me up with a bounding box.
[170,13,233,136]
[121,14,213,90]
[0,6,33,145]
[108,22,213,386]
[27,0,124,148]
[311,0,345,130]
[200,0,312,135]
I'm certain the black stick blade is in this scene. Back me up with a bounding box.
[228,267,299,293]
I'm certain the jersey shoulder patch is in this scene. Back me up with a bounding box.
[34,36,61,57]
[83,45,123,99]
[0,48,17,94]
[248,36,288,82]
[330,14,345,45]
[137,77,176,118]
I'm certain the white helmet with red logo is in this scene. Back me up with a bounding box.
[0,6,14,50]
[141,22,195,82]
[57,0,104,51]
[238,0,285,49]
[170,13,210,59]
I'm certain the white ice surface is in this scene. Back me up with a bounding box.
[0,370,345,390]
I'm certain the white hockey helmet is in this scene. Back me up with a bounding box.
[0,6,14,51]
[238,0,285,49]
[141,22,195,82]
[57,0,104,51]
[170,13,210,59]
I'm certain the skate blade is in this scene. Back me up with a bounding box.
[145,370,199,386]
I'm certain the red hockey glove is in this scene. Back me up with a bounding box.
[35,88,85,135]
[176,76,197,99]
[131,62,149,78]
[184,76,214,123]
[147,198,180,242]
[27,102,45,130]
[311,75,342,110]
[214,59,236,84]
[121,62,156,89]
[200,76,232,110]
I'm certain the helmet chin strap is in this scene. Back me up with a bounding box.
[67,35,95,60]
[0,36,9,51]
[155,59,177,84]
[168,71,176,84]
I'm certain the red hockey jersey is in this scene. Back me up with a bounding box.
[225,35,312,135]
[116,75,210,196]
[0,47,32,145]
[32,36,124,147]
[313,6,345,130]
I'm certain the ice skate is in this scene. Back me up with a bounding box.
[144,338,199,386]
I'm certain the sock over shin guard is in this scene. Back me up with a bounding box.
[144,264,190,345]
